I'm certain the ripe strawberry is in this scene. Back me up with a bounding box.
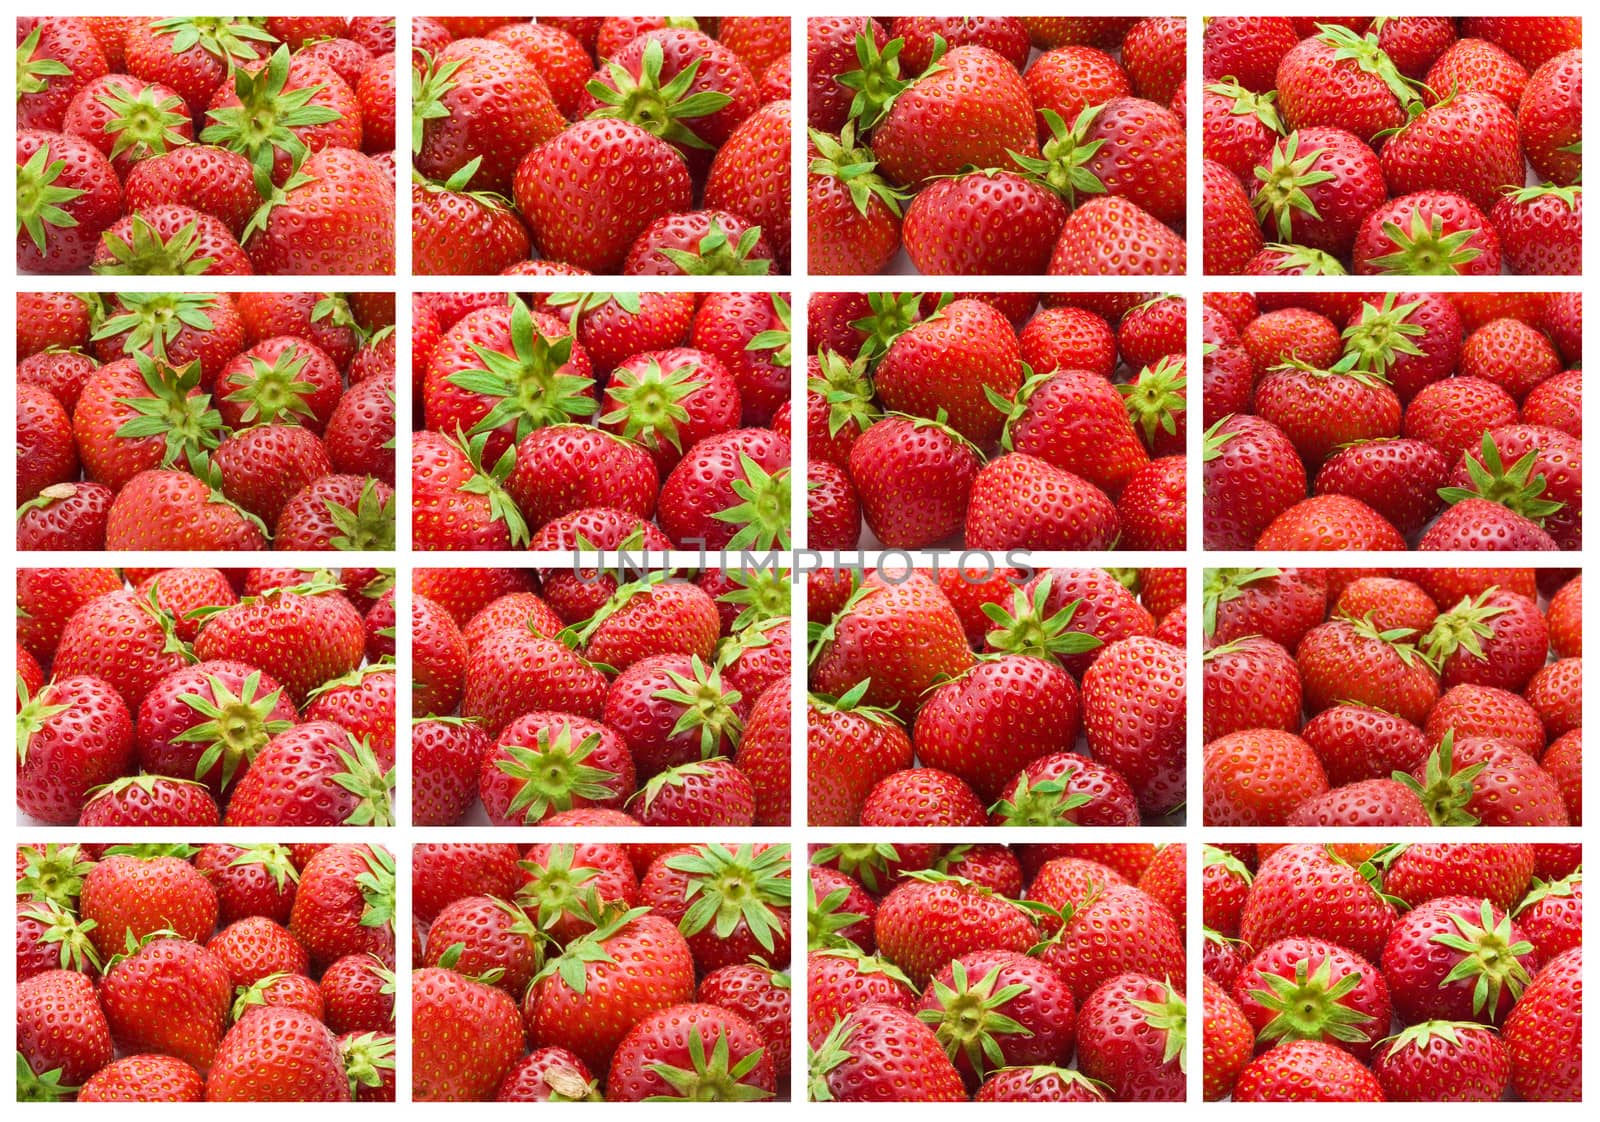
[964,454,1120,549]
[1519,50,1581,186]
[1204,729,1329,825]
[1403,375,1518,461]
[1051,195,1186,275]
[1254,360,1402,469]
[414,38,564,194]
[412,166,531,276]
[913,951,1075,1085]
[16,129,123,273]
[526,908,697,1074]
[1234,1039,1385,1101]
[75,774,218,826]
[704,99,792,270]
[78,1053,205,1102]
[195,842,299,926]
[1038,884,1185,1002]
[606,1002,774,1101]
[1383,896,1538,1024]
[1423,586,1548,692]
[413,967,525,1101]
[1503,945,1581,1100]
[17,673,134,824]
[1241,845,1397,963]
[1203,416,1307,548]
[996,367,1148,495]
[1251,127,1386,257]
[1419,497,1559,551]
[846,415,976,547]
[806,687,913,826]
[1257,494,1410,550]
[100,935,232,1072]
[17,969,115,1099]
[859,767,985,827]
[1374,1019,1511,1102]
[1234,936,1389,1060]
[1082,637,1185,814]
[869,45,1038,185]
[242,148,395,274]
[873,298,1021,447]
[224,722,393,827]
[1385,842,1536,913]
[1076,974,1185,1101]
[1203,16,1299,91]
[810,1002,966,1101]
[901,170,1065,275]
[1382,91,1522,213]
[656,427,790,549]
[1315,438,1447,533]
[1203,636,1301,742]
[194,584,365,704]
[1493,183,1582,275]
[494,1046,599,1102]
[1276,24,1414,141]
[1354,191,1502,275]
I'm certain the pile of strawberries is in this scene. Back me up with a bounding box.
[808,293,1185,551]
[1204,17,1582,275]
[16,290,397,552]
[18,16,396,275]
[18,841,396,1101]
[809,842,1186,1101]
[1204,290,1581,551]
[808,17,1186,275]
[413,566,789,827]
[17,566,396,827]
[1204,842,1582,1101]
[1203,566,1580,827]
[808,566,1185,826]
[413,16,790,275]
[413,291,790,551]
[413,841,790,1101]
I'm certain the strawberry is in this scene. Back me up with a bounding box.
[1419,497,1559,551]
[1203,977,1253,1100]
[1383,896,1537,1024]
[1252,127,1386,257]
[414,38,563,194]
[273,474,395,551]
[1257,495,1409,550]
[304,664,397,767]
[902,170,1065,275]
[1202,417,1307,548]
[846,415,977,547]
[810,1002,966,1101]
[513,119,693,272]
[860,767,985,827]
[807,18,889,132]
[866,44,1039,185]
[1503,945,1581,1100]
[480,712,634,825]
[202,45,361,186]
[224,722,392,827]
[1204,729,1329,825]
[914,950,1076,1085]
[1314,438,1447,533]
[17,673,134,824]
[607,1002,773,1101]
[1460,318,1562,401]
[17,969,115,1100]
[1234,936,1388,1060]
[494,1047,599,1102]
[286,844,394,971]
[194,583,365,704]
[1427,684,1545,758]
[1299,613,1440,723]
[412,843,520,923]
[412,164,531,276]
[1493,185,1581,276]
[1385,842,1535,913]
[1426,38,1528,108]
[1038,883,1185,1002]
[873,873,1036,989]
[1081,637,1185,814]
[1354,191,1502,275]
[76,774,219,826]
[78,1054,204,1102]
[195,842,299,926]
[1204,16,1299,92]
[1026,45,1131,131]
[207,915,306,987]
[1076,974,1185,1101]
[995,367,1148,495]
[1203,636,1302,741]
[1423,586,1548,691]
[1381,91,1523,213]
[61,73,191,177]
[17,18,110,130]
[1276,24,1416,142]
[1254,359,1402,469]
[1519,50,1581,186]
[964,454,1120,549]
[1050,195,1186,275]
[873,298,1021,447]
[16,129,124,273]
[1403,376,1519,461]
[100,935,232,1072]
[1234,1039,1385,1101]
[807,686,914,826]
[242,148,395,274]
[1374,1019,1512,1102]
[656,427,790,549]
[412,967,525,1101]
[1203,81,1284,185]
[704,99,792,270]
[1241,845,1397,964]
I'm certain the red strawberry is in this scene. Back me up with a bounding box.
[224,722,392,827]
[195,842,299,926]
[1381,91,1523,213]
[513,119,693,272]
[100,936,232,1071]
[1519,50,1581,186]
[206,1006,349,1101]
[1253,360,1401,469]
[964,454,1119,549]
[1276,24,1414,142]
[1234,936,1389,1060]
[243,148,395,274]
[413,967,525,1101]
[1374,1019,1512,1102]
[1419,497,1559,551]
[1315,438,1447,533]
[914,950,1076,1085]
[1241,845,1396,963]
[412,165,531,276]
[16,129,123,273]
[656,427,790,549]
[17,969,115,1099]
[847,415,977,548]
[1253,127,1386,256]
[79,1054,205,1102]
[1038,884,1185,1002]
[1353,191,1502,275]
[1202,416,1307,549]
[901,170,1065,275]
[1494,185,1581,275]
[1382,896,1538,1024]
[874,874,1036,989]
[1234,1039,1385,1101]
[606,1002,773,1101]
[17,674,134,824]
[1082,637,1186,814]
[1204,729,1329,825]
[704,98,791,270]
[76,774,218,826]
[1051,195,1186,275]
[1256,495,1408,550]
[1204,16,1299,91]
[810,1002,965,1101]
[1076,973,1185,1101]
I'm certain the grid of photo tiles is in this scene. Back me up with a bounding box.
[9,11,1584,1107]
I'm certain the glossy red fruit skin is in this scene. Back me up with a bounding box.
[1382,896,1540,1024]
[413,967,525,1102]
[18,675,135,824]
[1233,1039,1386,1101]
[18,969,115,1089]
[1374,1020,1511,1102]
[1083,637,1186,816]
[1503,945,1581,1101]
[902,171,1066,275]
[810,1003,967,1102]
[1234,937,1390,1062]
[915,950,1076,1083]
[606,1002,774,1101]
[99,937,232,1072]
[1241,845,1397,964]
[873,46,1039,186]
[1076,973,1184,1101]
[1203,415,1306,549]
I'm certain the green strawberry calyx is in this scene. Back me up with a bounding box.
[1396,730,1486,826]
[654,216,774,276]
[1118,356,1187,451]
[807,878,869,952]
[1203,845,1255,886]
[201,44,344,194]
[1205,77,1285,132]
[16,25,73,97]
[355,844,396,932]
[16,142,88,254]
[1437,432,1564,524]
[96,79,191,165]
[747,293,792,368]
[1315,23,1422,111]
[1246,955,1376,1048]
[1420,585,1512,667]
[1268,352,1394,391]
[712,453,791,551]
[1502,182,1582,211]
[807,678,900,723]
[450,297,597,443]
[599,355,711,453]
[15,844,95,908]
[1257,242,1348,274]
[16,1053,77,1103]
[170,667,294,789]
[112,353,226,473]
[1376,1019,1493,1063]
[411,49,461,154]
[988,769,1094,827]
[226,842,300,891]
[982,576,1103,666]
[916,958,1032,1077]
[850,292,936,364]
[93,292,218,362]
[810,348,880,440]
[1340,293,1427,378]
[1201,566,1282,635]
[415,156,518,213]
[810,843,901,895]
[1365,206,1485,275]
[1130,979,1188,1074]
[1430,900,1535,1019]
[709,569,789,634]
[837,32,947,132]
[533,902,651,996]
[653,655,745,759]
[643,1025,772,1102]
[150,16,276,64]
[441,427,529,548]
[221,340,321,424]
[81,773,213,815]
[493,721,621,825]
[810,123,909,219]
[515,849,606,934]
[585,36,733,152]
[664,842,790,954]
[334,738,395,828]
[17,899,100,974]
[1009,105,1110,208]
[338,1031,397,1100]
[1251,131,1337,242]
[1515,872,1580,917]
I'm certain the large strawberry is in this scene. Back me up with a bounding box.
[1240,845,1396,963]
[1518,49,1581,186]
[100,935,232,1071]
[1502,946,1581,1100]
[1075,973,1185,1101]
[16,129,123,273]
[242,148,395,274]
[1051,195,1185,274]
[656,426,791,549]
[203,44,361,187]
[414,38,564,194]
[704,99,792,270]
[1373,1019,1512,1102]
[810,1002,966,1101]
[1276,24,1417,142]
[1082,637,1186,815]
[17,969,114,1100]
[914,951,1077,1085]
[207,1006,349,1101]
[1353,191,1502,275]
[1381,91,1524,212]
[872,298,1021,448]
[1233,1039,1385,1101]
[606,1002,773,1101]
[193,582,365,704]
[412,967,525,1101]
